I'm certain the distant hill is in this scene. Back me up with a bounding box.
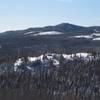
[0,23,100,61]
[0,23,97,37]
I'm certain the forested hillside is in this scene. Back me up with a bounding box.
[0,52,100,100]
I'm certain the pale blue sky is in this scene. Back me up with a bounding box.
[0,0,100,32]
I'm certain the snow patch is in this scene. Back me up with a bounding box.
[91,33,100,36]
[93,38,100,41]
[71,35,92,39]
[33,31,63,36]
[53,59,59,66]
[28,55,43,62]
[75,53,90,58]
[14,52,93,72]
[62,54,73,60]
[14,58,23,71]
[24,31,35,35]
[63,53,91,60]
[14,58,23,66]
[28,53,91,62]
[28,57,38,62]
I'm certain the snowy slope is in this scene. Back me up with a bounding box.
[70,33,100,41]
[33,31,63,36]
[71,35,92,39]
[93,38,100,40]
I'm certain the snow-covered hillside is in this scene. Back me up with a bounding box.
[70,33,100,41]
[33,31,63,36]
[71,35,92,39]
[24,31,63,36]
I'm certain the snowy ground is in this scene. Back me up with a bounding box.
[14,52,94,71]
[70,33,100,41]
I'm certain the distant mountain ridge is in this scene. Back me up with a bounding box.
[0,23,100,60]
[1,23,100,37]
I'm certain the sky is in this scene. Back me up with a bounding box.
[0,0,100,32]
